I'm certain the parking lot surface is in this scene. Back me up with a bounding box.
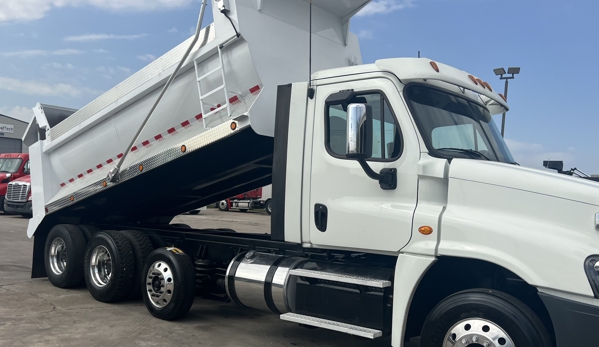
[0,209,418,347]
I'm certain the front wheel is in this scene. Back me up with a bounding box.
[265,200,272,215]
[420,289,553,347]
[218,200,229,211]
[142,248,196,320]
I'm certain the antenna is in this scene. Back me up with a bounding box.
[418,50,421,58]
[309,0,313,87]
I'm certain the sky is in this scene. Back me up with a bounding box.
[0,0,597,174]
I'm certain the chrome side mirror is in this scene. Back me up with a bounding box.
[346,104,372,160]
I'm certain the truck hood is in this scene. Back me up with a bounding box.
[449,159,599,206]
[12,175,31,184]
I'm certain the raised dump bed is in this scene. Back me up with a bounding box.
[24,0,371,236]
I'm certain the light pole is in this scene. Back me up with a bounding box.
[493,67,520,137]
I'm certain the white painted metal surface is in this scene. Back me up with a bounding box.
[439,159,599,297]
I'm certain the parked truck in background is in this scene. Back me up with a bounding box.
[4,175,33,217]
[21,1,599,346]
[0,153,30,212]
[218,185,272,214]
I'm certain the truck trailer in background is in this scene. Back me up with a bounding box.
[21,1,599,346]
[218,185,272,214]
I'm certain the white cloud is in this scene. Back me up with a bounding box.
[137,54,156,62]
[93,49,110,53]
[505,139,576,170]
[1,49,84,58]
[357,30,373,40]
[12,33,39,39]
[357,0,415,17]
[117,66,131,74]
[0,106,34,123]
[43,62,75,69]
[167,27,179,33]
[0,0,193,23]
[64,33,147,42]
[0,76,83,98]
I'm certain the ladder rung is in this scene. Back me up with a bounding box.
[197,65,223,81]
[280,313,383,339]
[289,269,391,288]
[202,104,228,118]
[200,85,225,99]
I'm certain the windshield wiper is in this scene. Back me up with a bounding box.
[436,148,492,161]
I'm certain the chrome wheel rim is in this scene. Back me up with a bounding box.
[444,318,515,347]
[146,261,174,308]
[90,245,112,287]
[49,237,67,275]
[219,200,228,210]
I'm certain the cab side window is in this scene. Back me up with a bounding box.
[23,160,31,175]
[326,92,402,160]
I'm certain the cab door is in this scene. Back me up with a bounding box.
[308,75,420,252]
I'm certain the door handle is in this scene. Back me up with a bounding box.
[314,204,328,232]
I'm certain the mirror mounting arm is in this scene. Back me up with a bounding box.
[356,159,397,190]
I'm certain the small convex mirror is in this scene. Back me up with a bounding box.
[346,104,373,160]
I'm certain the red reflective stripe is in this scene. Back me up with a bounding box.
[210,107,215,111]
[195,114,203,120]
[60,183,66,187]
[131,146,138,152]
[78,174,83,179]
[97,164,103,169]
[142,140,150,147]
[229,96,239,104]
[250,85,261,94]
[107,159,113,164]
[154,134,163,141]
[181,120,190,127]
[117,153,123,159]
[87,169,93,174]
[69,178,74,183]
[167,128,176,134]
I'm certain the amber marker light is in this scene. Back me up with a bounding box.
[476,79,486,89]
[102,181,107,187]
[468,75,478,85]
[70,196,75,202]
[483,81,493,91]
[139,165,144,172]
[230,122,238,131]
[419,226,433,235]
[499,93,507,102]
[430,61,440,73]
[181,145,187,153]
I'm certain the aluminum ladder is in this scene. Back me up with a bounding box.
[194,45,232,128]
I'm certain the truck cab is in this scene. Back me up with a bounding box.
[0,153,30,212]
[4,174,32,217]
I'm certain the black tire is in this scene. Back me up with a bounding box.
[218,200,229,211]
[84,231,135,303]
[120,230,154,299]
[44,224,87,288]
[78,224,99,244]
[142,248,196,320]
[188,210,200,215]
[420,289,553,347]
[265,200,272,215]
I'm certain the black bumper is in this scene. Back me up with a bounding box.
[0,196,4,212]
[539,292,599,346]
[3,200,32,216]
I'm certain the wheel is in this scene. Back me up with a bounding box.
[265,200,272,215]
[84,231,135,303]
[78,224,100,244]
[420,289,553,347]
[218,200,229,211]
[44,224,87,288]
[142,247,196,320]
[188,210,200,215]
[120,230,154,299]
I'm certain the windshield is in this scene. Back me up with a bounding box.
[0,158,23,173]
[405,85,515,163]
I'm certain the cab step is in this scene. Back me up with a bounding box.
[288,268,392,288]
[280,313,383,339]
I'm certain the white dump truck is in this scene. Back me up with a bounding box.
[23,1,599,346]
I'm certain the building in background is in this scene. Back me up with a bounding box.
[0,114,28,154]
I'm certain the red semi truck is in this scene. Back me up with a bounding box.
[0,153,30,212]
[217,185,273,214]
